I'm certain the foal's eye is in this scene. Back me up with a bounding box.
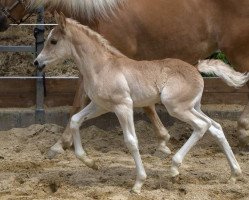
[51,39,58,45]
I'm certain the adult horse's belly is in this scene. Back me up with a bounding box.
[98,0,218,64]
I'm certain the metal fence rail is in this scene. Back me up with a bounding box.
[0,46,36,52]
[0,7,46,124]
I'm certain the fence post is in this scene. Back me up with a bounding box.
[34,7,45,124]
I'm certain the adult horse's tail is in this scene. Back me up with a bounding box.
[197,59,249,88]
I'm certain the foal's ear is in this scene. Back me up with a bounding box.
[54,11,67,33]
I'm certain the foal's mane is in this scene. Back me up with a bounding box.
[27,0,125,20]
[67,18,125,57]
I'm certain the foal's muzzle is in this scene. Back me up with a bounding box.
[34,60,46,71]
[0,15,9,32]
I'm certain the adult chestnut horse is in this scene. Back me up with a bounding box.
[1,0,249,153]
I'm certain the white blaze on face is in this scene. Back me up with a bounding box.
[37,29,53,61]
[47,29,54,41]
[36,29,60,66]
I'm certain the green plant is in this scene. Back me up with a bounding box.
[209,51,230,64]
[202,51,231,77]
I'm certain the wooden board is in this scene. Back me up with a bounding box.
[202,78,249,105]
[204,78,249,93]
[0,77,78,108]
[0,77,247,108]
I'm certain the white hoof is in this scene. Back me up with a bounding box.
[154,146,171,158]
[47,143,65,159]
[228,176,237,184]
[130,187,141,195]
[170,166,180,177]
[77,154,98,170]
[228,167,242,184]
[130,175,146,194]
[47,149,63,159]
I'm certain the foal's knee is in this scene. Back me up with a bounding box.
[210,123,227,141]
[158,127,170,141]
[166,107,180,118]
[202,119,212,132]
[124,134,138,152]
[70,115,80,130]
[195,119,212,139]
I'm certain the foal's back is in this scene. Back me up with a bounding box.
[120,58,203,90]
[117,57,204,106]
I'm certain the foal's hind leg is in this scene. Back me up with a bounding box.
[195,103,242,182]
[143,105,171,156]
[166,106,211,177]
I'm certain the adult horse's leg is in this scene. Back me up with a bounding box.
[217,19,249,148]
[48,75,90,158]
[219,61,249,148]
[238,97,249,147]
[143,105,171,156]
[230,81,249,148]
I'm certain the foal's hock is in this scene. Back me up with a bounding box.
[34,14,242,194]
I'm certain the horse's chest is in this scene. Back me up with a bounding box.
[84,81,105,100]
[83,76,129,107]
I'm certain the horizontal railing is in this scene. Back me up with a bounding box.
[0,77,247,108]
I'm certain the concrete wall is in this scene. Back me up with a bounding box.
[0,105,243,131]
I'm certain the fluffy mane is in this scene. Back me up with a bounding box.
[27,0,125,20]
[66,18,125,57]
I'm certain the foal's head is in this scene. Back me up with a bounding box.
[34,13,73,70]
[35,12,124,70]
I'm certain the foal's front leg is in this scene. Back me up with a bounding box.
[114,103,147,194]
[70,102,107,170]
[48,76,89,158]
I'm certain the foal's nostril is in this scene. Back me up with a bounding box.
[34,60,39,67]
[34,60,46,71]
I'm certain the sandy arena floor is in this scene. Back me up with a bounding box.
[0,117,249,200]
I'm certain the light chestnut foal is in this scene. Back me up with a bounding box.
[34,14,243,193]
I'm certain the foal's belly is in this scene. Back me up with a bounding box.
[132,96,160,107]
[130,86,160,107]
[84,73,160,109]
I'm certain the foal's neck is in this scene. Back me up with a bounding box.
[70,28,120,79]
[67,22,126,77]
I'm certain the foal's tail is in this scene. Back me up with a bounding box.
[197,59,249,88]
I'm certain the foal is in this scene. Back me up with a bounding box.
[35,14,242,193]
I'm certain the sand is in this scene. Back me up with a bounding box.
[1,10,249,200]
[0,118,248,200]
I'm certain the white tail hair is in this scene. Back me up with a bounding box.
[28,0,125,20]
[197,59,249,88]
